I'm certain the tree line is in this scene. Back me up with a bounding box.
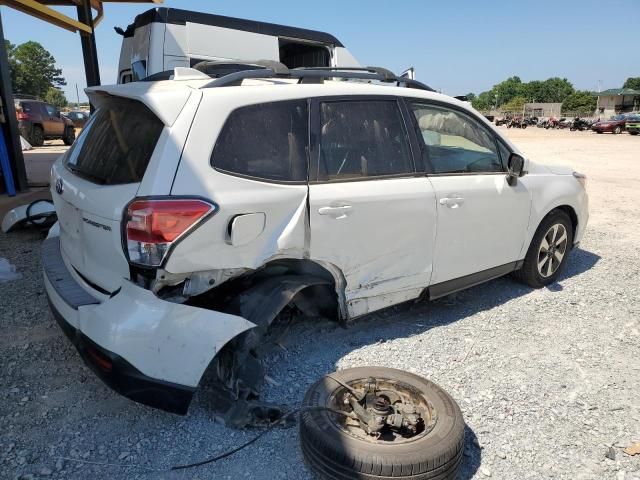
[468,76,640,115]
[5,40,68,108]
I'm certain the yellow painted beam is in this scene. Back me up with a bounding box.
[0,0,93,33]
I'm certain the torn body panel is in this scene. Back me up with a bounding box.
[1,200,56,233]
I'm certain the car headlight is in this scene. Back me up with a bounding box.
[573,171,587,189]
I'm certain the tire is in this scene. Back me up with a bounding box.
[596,130,603,134]
[513,209,574,288]
[630,131,638,136]
[522,124,527,129]
[613,126,622,134]
[62,127,75,146]
[31,125,44,147]
[300,367,465,480]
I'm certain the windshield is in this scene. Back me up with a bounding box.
[610,115,625,121]
[64,97,163,185]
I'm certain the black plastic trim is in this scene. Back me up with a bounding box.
[428,261,522,300]
[128,7,344,46]
[42,237,99,309]
[47,298,195,415]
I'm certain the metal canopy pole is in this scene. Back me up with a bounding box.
[76,0,100,110]
[0,9,28,193]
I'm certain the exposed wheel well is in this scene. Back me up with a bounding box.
[187,258,345,324]
[554,205,578,236]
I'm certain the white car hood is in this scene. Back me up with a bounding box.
[527,160,574,175]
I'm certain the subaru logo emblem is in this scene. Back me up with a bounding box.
[55,178,64,195]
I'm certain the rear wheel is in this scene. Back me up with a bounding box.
[62,127,75,146]
[31,125,44,147]
[300,367,465,480]
[613,125,622,134]
[630,131,638,136]
[514,209,573,288]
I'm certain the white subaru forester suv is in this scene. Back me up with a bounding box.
[44,65,588,417]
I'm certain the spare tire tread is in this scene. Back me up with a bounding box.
[300,367,465,479]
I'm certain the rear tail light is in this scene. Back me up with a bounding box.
[125,198,215,267]
[16,111,30,120]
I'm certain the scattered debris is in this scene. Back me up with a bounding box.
[605,446,617,460]
[623,442,640,456]
[0,258,21,282]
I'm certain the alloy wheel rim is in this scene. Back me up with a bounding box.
[537,223,568,278]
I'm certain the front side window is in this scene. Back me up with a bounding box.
[409,102,503,174]
[317,100,413,181]
[211,100,308,182]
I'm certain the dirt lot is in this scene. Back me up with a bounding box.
[1,128,639,480]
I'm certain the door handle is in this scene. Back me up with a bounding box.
[439,196,465,208]
[318,205,353,218]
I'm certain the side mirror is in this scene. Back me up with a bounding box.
[507,153,525,186]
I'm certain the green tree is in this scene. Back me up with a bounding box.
[538,77,574,102]
[8,40,66,98]
[493,76,524,105]
[501,95,526,112]
[622,77,640,90]
[561,91,597,115]
[471,91,495,111]
[44,87,67,108]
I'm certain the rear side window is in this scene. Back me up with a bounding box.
[316,100,414,181]
[211,100,308,182]
[64,97,163,185]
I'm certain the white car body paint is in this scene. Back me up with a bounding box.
[1,200,55,233]
[44,72,589,401]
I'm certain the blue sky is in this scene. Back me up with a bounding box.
[1,0,638,102]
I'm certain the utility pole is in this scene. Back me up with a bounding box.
[75,84,80,109]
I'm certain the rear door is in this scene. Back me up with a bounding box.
[43,103,65,136]
[308,97,437,313]
[405,100,531,286]
[50,96,166,292]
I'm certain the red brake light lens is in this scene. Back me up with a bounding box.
[16,111,30,120]
[125,199,214,266]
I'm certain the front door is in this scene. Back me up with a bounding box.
[405,101,531,286]
[308,98,437,316]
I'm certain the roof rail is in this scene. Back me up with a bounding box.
[201,66,435,92]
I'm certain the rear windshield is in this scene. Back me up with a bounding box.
[64,97,163,185]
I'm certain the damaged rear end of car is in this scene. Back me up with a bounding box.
[44,79,342,423]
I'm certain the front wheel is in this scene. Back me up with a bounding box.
[514,210,574,288]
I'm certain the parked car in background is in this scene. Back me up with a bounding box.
[624,114,640,135]
[14,97,76,146]
[44,64,589,418]
[63,110,90,130]
[591,114,628,134]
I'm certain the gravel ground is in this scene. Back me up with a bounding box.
[1,128,639,480]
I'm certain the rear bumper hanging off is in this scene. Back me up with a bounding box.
[42,236,256,414]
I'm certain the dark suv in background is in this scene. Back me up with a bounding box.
[14,97,75,146]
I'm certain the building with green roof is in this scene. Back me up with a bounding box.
[594,88,640,118]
